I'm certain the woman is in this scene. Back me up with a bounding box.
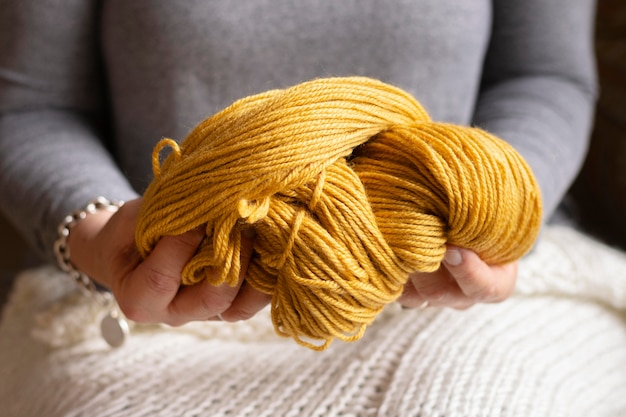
[0,1,597,327]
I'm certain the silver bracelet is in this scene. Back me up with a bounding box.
[53,196,129,347]
[54,196,124,291]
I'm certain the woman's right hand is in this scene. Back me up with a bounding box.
[66,198,271,326]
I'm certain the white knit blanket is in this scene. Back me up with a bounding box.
[1,225,625,417]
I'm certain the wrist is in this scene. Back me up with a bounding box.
[67,209,115,280]
[54,197,124,291]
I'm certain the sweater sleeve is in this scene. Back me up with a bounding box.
[473,0,598,221]
[0,0,138,263]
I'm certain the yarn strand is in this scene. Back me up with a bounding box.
[136,77,542,350]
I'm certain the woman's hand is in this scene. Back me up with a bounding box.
[397,247,518,310]
[67,198,270,326]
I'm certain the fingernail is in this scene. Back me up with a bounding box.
[443,248,462,266]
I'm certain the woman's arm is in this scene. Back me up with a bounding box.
[0,0,138,262]
[473,0,598,221]
[401,0,598,309]
[0,1,269,324]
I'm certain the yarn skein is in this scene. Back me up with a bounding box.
[136,77,542,350]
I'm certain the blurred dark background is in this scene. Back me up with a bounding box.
[571,0,626,251]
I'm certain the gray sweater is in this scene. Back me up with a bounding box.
[0,0,597,262]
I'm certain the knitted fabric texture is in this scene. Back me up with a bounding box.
[2,226,626,417]
[135,77,543,350]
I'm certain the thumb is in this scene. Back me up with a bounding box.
[441,246,487,286]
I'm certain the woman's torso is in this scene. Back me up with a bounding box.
[100,0,492,191]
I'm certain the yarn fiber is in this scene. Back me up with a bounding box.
[135,77,542,350]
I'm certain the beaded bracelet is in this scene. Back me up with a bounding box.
[53,196,129,347]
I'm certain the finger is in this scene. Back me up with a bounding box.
[168,276,244,325]
[118,228,204,322]
[218,281,272,322]
[166,230,256,324]
[396,279,425,308]
[443,247,518,303]
[405,268,470,309]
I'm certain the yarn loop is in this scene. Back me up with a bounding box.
[136,77,542,350]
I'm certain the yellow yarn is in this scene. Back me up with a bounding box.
[135,77,542,350]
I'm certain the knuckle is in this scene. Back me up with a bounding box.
[491,284,513,303]
[198,290,233,315]
[503,282,516,299]
[220,306,257,322]
[472,284,499,301]
[142,267,181,295]
[417,285,448,302]
[454,262,482,283]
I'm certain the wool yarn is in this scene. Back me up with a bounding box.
[135,77,542,350]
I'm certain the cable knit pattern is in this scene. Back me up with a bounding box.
[1,225,625,417]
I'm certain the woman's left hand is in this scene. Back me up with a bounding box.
[397,246,518,310]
